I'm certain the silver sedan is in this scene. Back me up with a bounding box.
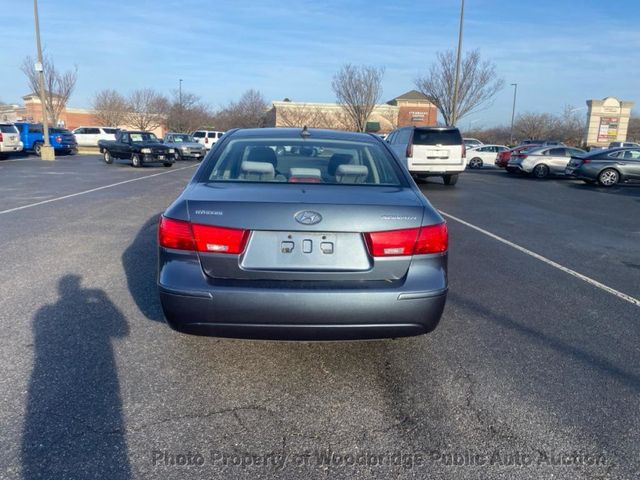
[507,146,586,178]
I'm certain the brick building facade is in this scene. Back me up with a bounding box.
[265,90,437,133]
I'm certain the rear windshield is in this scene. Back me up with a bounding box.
[103,128,118,134]
[0,125,18,133]
[413,129,462,146]
[171,134,193,142]
[192,131,205,138]
[200,138,406,186]
[130,132,159,143]
[50,128,70,134]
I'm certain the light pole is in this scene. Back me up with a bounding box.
[509,83,518,145]
[451,0,465,126]
[33,0,55,160]
[179,78,183,107]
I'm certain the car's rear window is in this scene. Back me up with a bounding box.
[50,128,70,134]
[0,125,18,133]
[103,128,118,134]
[201,138,406,186]
[413,129,462,146]
[192,131,205,138]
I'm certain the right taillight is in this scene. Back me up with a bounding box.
[158,216,249,254]
[364,223,448,257]
[406,143,413,158]
[0,133,3,142]
[205,136,209,143]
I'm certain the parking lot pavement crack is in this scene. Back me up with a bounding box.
[123,405,271,434]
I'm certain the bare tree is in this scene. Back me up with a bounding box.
[212,89,268,130]
[277,103,327,128]
[415,49,504,126]
[126,89,169,131]
[627,116,640,142]
[332,64,384,132]
[555,105,586,146]
[166,90,213,132]
[21,55,77,126]
[513,112,557,142]
[92,89,128,126]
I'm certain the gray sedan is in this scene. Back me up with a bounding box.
[566,147,640,186]
[158,128,448,340]
[507,146,586,178]
[162,133,206,160]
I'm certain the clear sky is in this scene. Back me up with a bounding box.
[1,0,638,127]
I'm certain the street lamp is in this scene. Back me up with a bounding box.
[509,83,518,145]
[179,78,183,107]
[451,0,465,126]
[33,0,55,160]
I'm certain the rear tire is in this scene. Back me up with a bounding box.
[103,150,113,164]
[532,164,550,178]
[468,157,483,169]
[34,142,43,157]
[443,174,459,185]
[598,168,619,187]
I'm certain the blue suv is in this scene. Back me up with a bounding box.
[14,123,78,156]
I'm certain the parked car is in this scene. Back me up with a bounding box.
[463,138,483,148]
[100,130,175,167]
[466,144,509,168]
[387,126,466,185]
[0,123,24,158]
[608,141,640,149]
[158,127,448,340]
[496,144,539,169]
[507,146,586,178]
[520,140,565,147]
[162,133,206,160]
[14,122,77,156]
[72,126,119,147]
[566,147,640,187]
[192,130,224,149]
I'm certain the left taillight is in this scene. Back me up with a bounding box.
[158,216,249,254]
[364,223,448,257]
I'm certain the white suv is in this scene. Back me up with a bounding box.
[0,123,23,157]
[72,126,119,147]
[387,126,466,185]
[192,130,224,149]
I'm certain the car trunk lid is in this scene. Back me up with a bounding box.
[184,183,429,280]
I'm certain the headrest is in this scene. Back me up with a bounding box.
[247,147,277,166]
[335,164,368,183]
[241,161,275,175]
[328,153,353,176]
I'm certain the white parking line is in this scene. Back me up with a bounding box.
[439,210,640,308]
[0,165,197,215]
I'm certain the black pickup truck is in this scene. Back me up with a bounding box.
[100,130,175,167]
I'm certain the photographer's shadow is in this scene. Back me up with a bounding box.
[122,215,165,322]
[21,275,131,479]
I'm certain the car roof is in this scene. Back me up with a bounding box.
[227,127,381,142]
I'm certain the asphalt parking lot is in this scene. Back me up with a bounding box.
[1,155,639,479]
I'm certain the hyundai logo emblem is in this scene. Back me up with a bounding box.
[294,210,322,225]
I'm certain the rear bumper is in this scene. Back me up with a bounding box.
[408,166,466,175]
[143,154,175,164]
[158,246,448,340]
[159,286,447,340]
[0,143,23,152]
